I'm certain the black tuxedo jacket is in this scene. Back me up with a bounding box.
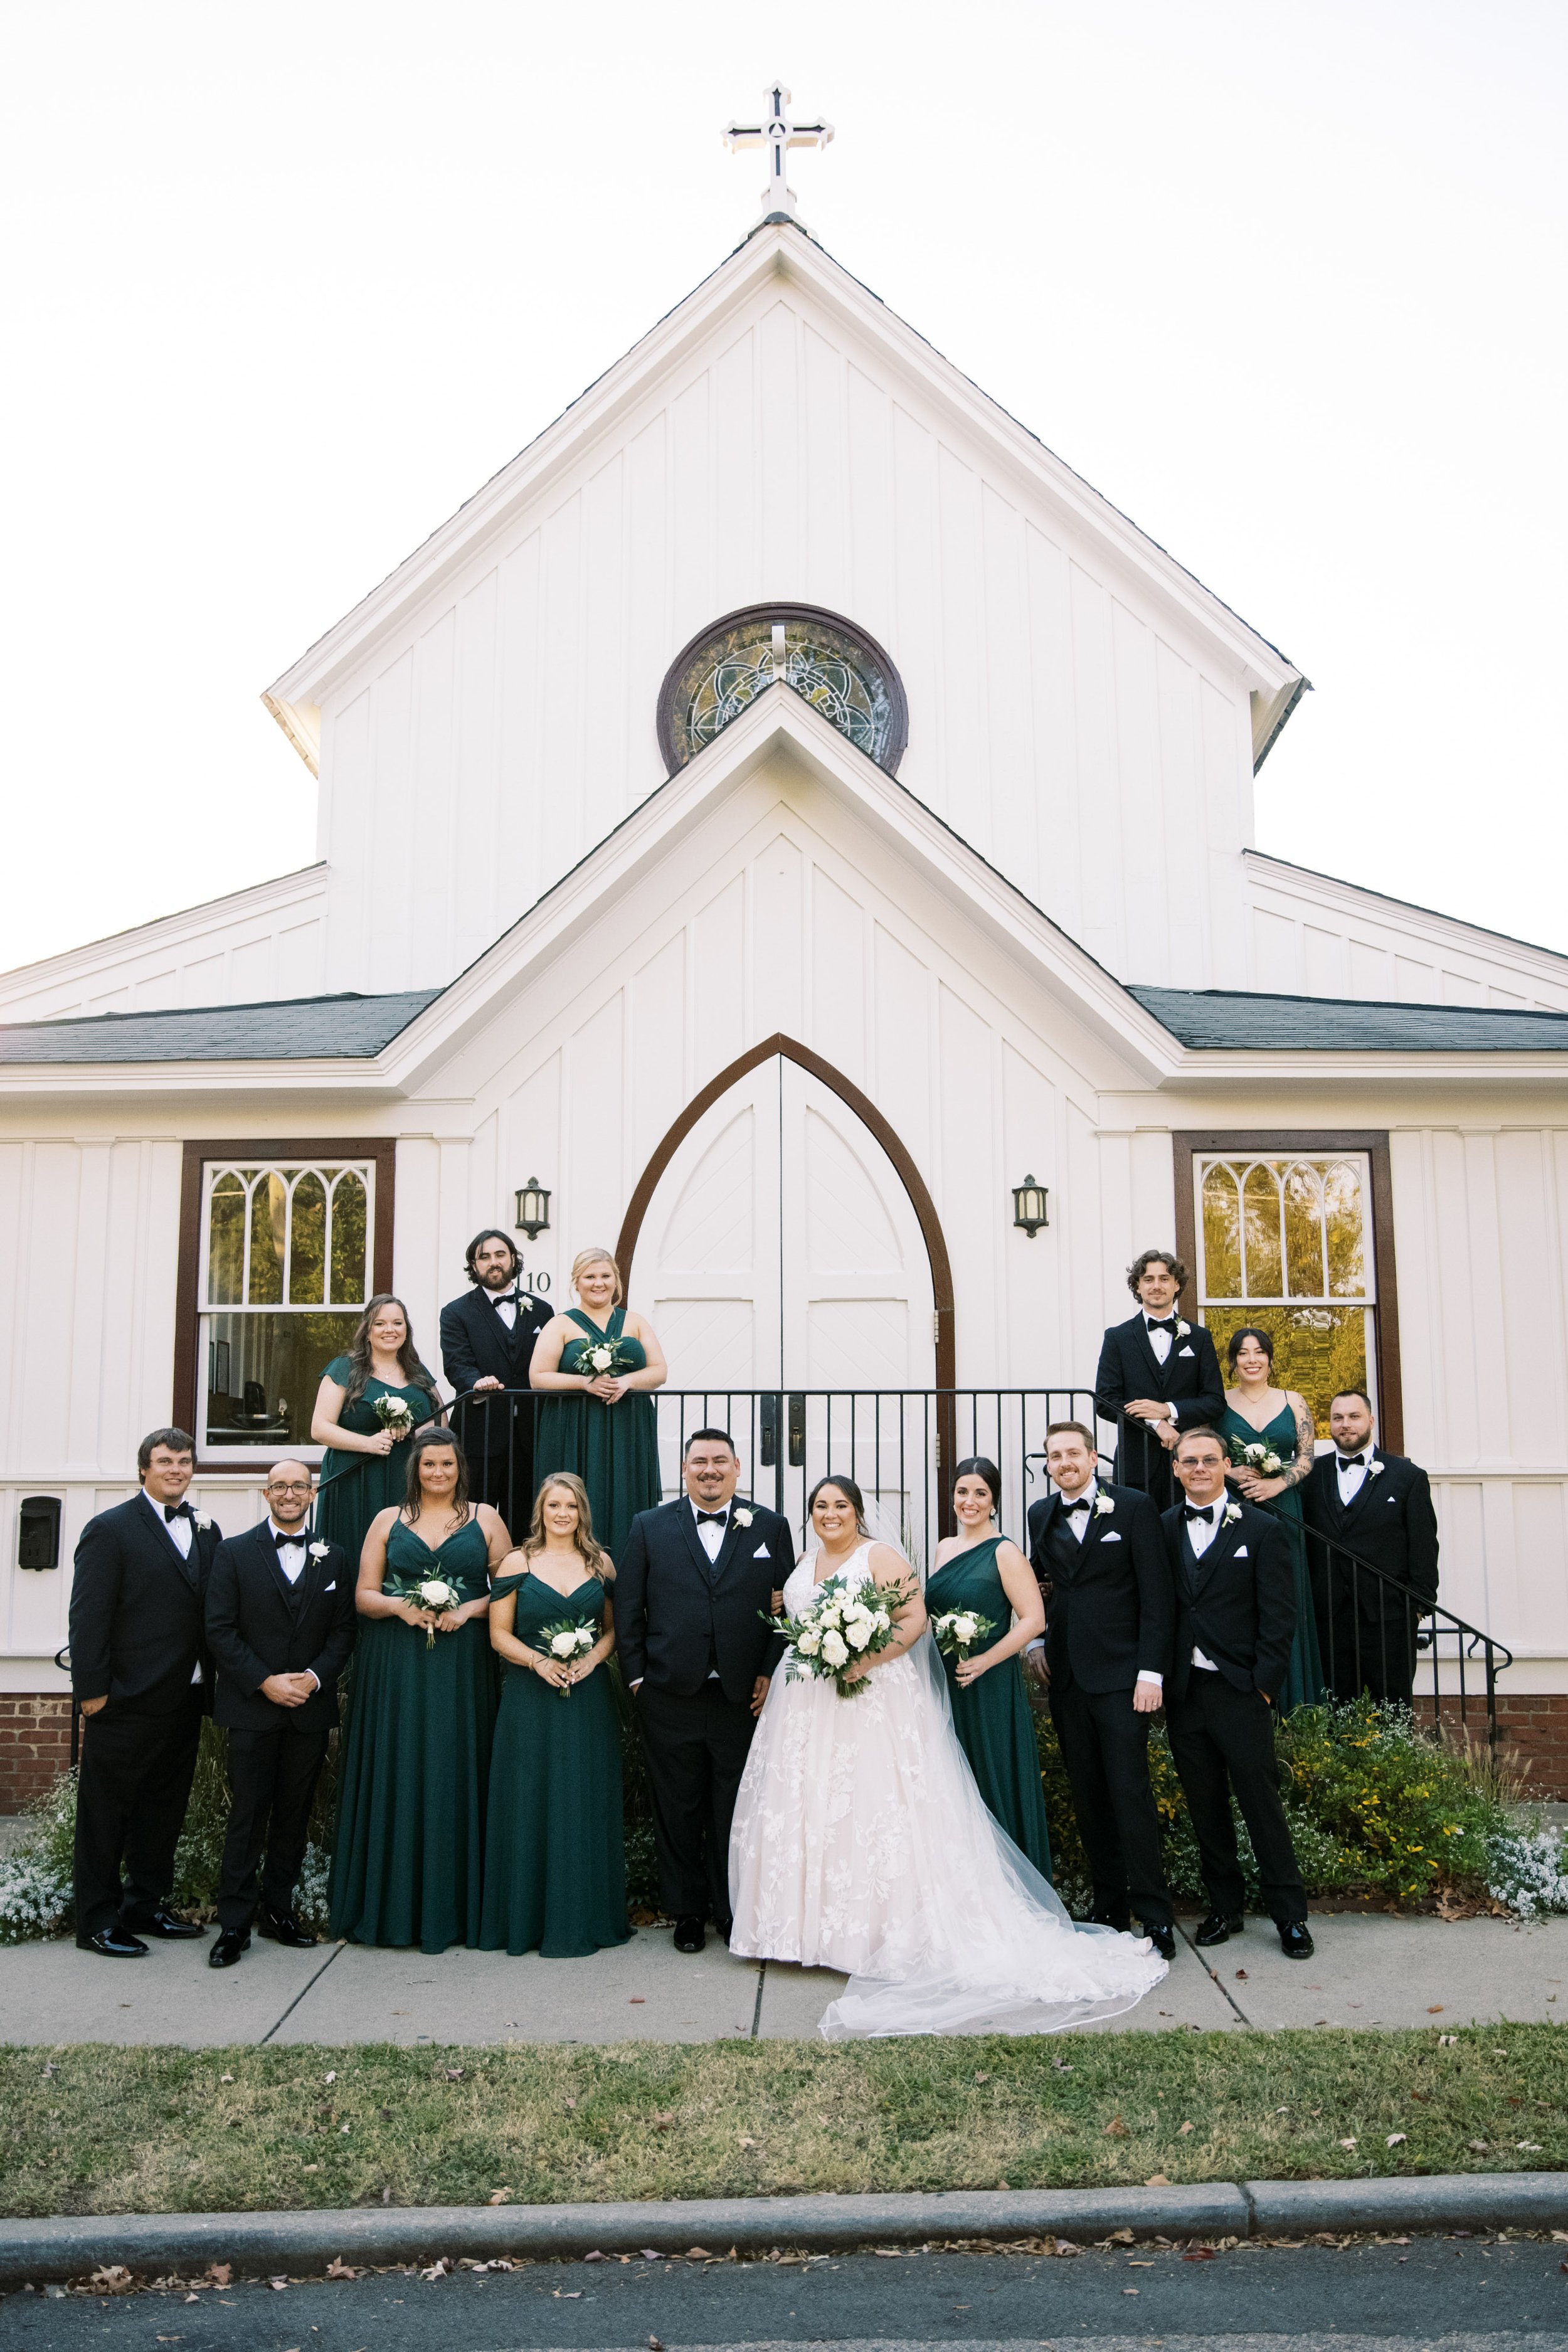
[439,1285,553,1451]
[1095,1315,1224,1476]
[68,1493,223,1715]
[204,1522,358,1732]
[1301,1448,1439,1618]
[1027,1480,1173,1693]
[616,1498,793,1703]
[1160,1495,1295,1703]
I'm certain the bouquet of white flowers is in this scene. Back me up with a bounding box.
[389,1575,464,1649]
[373,1394,416,1440]
[931,1607,996,1664]
[763,1572,916,1699]
[537,1616,598,1695]
[1227,1434,1283,1476]
[573,1338,638,1382]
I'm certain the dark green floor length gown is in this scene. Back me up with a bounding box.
[533,1310,660,1562]
[328,1516,497,1952]
[924,1535,1053,1879]
[479,1570,632,1958]
[314,1357,438,1574]
[1218,1401,1327,1712]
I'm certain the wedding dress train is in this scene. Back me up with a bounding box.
[728,1544,1168,2038]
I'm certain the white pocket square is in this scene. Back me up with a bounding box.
[1178,1345,1195,1357]
[1101,1530,1122,1543]
[754,1544,770,1557]
[324,1581,336,1591]
[1234,1544,1248,1557]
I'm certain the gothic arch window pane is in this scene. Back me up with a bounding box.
[1242,1165,1283,1298]
[657,604,908,775]
[1201,1164,1242,1298]
[248,1174,287,1306]
[329,1171,368,1305]
[1323,1161,1367,1297]
[206,1172,246,1306]
[289,1173,327,1305]
[1283,1162,1326,1299]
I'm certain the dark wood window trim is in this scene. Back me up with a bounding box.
[1172,1127,1402,1453]
[615,1034,954,1395]
[173,1137,397,1470]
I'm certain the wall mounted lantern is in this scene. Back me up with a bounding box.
[1011,1175,1049,1237]
[513,1178,552,1239]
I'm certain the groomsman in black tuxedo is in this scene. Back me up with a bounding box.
[204,1461,358,1967]
[617,1429,793,1953]
[68,1429,222,1958]
[1025,1421,1176,1959]
[1301,1389,1439,1705]
[1161,1425,1311,1957]
[1094,1249,1224,1512]
[440,1229,553,1528]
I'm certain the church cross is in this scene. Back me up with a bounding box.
[724,82,834,222]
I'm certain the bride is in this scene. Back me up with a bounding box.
[728,1472,1168,2037]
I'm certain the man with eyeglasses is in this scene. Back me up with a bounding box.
[203,1461,357,1967]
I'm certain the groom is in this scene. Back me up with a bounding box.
[617,1429,793,1954]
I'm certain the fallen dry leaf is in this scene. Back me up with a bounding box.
[1103,2116,1128,2137]
[325,2259,358,2280]
[1428,2005,1444,2014]
[91,2268,134,2295]
[204,2265,231,2288]
[1184,2247,1216,2262]
[973,2070,990,2083]
[487,2190,511,2206]
[1234,1968,1248,1979]
[1387,2133,1407,2147]
[1145,2175,1170,2187]
[736,2134,759,2148]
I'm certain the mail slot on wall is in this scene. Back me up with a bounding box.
[18,1496,61,1571]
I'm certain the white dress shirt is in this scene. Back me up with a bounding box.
[1183,1502,1222,1673]
[1336,1446,1375,1506]
[1145,1317,1174,1365]
[268,1517,310,1586]
[692,1498,729,1562]
[144,1488,194,1557]
[491,1291,518,1330]
[1028,1490,1162,1688]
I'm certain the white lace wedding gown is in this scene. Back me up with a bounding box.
[729,1543,1168,2038]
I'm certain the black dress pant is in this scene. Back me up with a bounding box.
[218,1724,331,1931]
[73,1694,203,1938]
[1049,1673,1172,1929]
[1318,1596,1420,1707]
[636,1680,756,1925]
[1165,1669,1306,1924]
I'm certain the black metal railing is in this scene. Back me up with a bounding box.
[436,1385,1513,1752]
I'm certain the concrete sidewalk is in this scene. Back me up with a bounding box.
[1,1910,1563,2047]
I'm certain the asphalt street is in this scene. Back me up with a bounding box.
[4,2237,1567,2349]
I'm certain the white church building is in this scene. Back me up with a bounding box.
[4,133,1567,1799]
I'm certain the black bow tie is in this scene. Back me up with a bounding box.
[492,1290,521,1306]
[1183,1504,1215,1523]
[695,1508,728,1526]
[163,1502,192,1522]
[1062,1495,1092,1513]
[273,1529,307,1549]
[1147,1316,1177,1334]
[1337,1454,1366,1472]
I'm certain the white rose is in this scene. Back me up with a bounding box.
[194,1514,213,1531]
[845,1620,873,1651]
[873,1609,891,1631]
[550,1631,578,1658]
[734,1507,754,1527]
[953,1614,978,1643]
[796,1631,821,1655]
[1177,1319,1190,1337]
[821,1631,849,1668]
[309,1541,330,1559]
[1094,1493,1114,1517]
[844,1601,874,1624]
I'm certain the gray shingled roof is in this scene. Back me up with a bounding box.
[1130,987,1568,1052]
[0,990,442,1064]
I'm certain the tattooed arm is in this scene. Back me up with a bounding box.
[1281,1394,1318,1489]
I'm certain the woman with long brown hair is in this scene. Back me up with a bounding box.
[530,1247,665,1562]
[328,1428,511,1951]
[311,1294,443,1571]
[479,1473,632,1957]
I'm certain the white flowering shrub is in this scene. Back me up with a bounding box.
[1484,1824,1568,1920]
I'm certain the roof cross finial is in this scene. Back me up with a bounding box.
[724,82,834,225]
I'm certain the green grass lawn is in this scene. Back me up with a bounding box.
[1,2026,1564,2218]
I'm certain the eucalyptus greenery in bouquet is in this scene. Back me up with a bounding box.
[574,1337,638,1381]
[931,1607,996,1663]
[538,1617,598,1694]
[373,1394,416,1440]
[389,1574,464,1648]
[1227,1432,1283,1476]
[763,1571,916,1697]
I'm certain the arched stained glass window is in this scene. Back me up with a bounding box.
[657,604,908,775]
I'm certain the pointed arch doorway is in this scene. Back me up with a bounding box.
[617,1036,954,1396]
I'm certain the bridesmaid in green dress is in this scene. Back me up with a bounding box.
[328,1428,511,1951]
[531,1248,665,1564]
[480,1471,632,1957]
[1218,1325,1327,1711]
[310,1294,445,1571]
[924,1456,1053,1878]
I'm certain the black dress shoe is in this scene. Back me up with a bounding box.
[257,1909,317,1948]
[712,1917,733,1946]
[208,1927,250,1969]
[1194,1911,1244,1947]
[1279,1920,1315,1960]
[1142,1922,1177,1961]
[1088,1907,1131,1934]
[76,1926,148,1959]
[124,1907,204,1941]
[672,1914,706,1954]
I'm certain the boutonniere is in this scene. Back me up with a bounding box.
[1222,1502,1242,1526]
[194,1513,213,1532]
[733,1506,755,1528]
[1367,1460,1384,1479]
[1093,1491,1115,1517]
[1175,1319,1191,1338]
[309,1540,330,1559]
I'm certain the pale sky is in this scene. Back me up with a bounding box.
[3,0,1564,975]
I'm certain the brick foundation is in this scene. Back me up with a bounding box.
[0,1695,75,1813]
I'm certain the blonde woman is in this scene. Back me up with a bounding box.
[530,1248,665,1561]
[479,1475,632,1957]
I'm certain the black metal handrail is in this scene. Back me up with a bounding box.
[434,1383,1512,1752]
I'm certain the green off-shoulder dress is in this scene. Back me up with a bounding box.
[479,1570,632,1958]
[328,1517,497,1952]
[314,1357,437,1573]
[532,1309,660,1561]
[924,1535,1053,1880]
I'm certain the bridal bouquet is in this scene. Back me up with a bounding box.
[373,1394,416,1441]
[932,1607,996,1664]
[389,1576,464,1648]
[763,1572,916,1699]
[538,1616,598,1695]
[573,1338,638,1382]
[1227,1433,1283,1476]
